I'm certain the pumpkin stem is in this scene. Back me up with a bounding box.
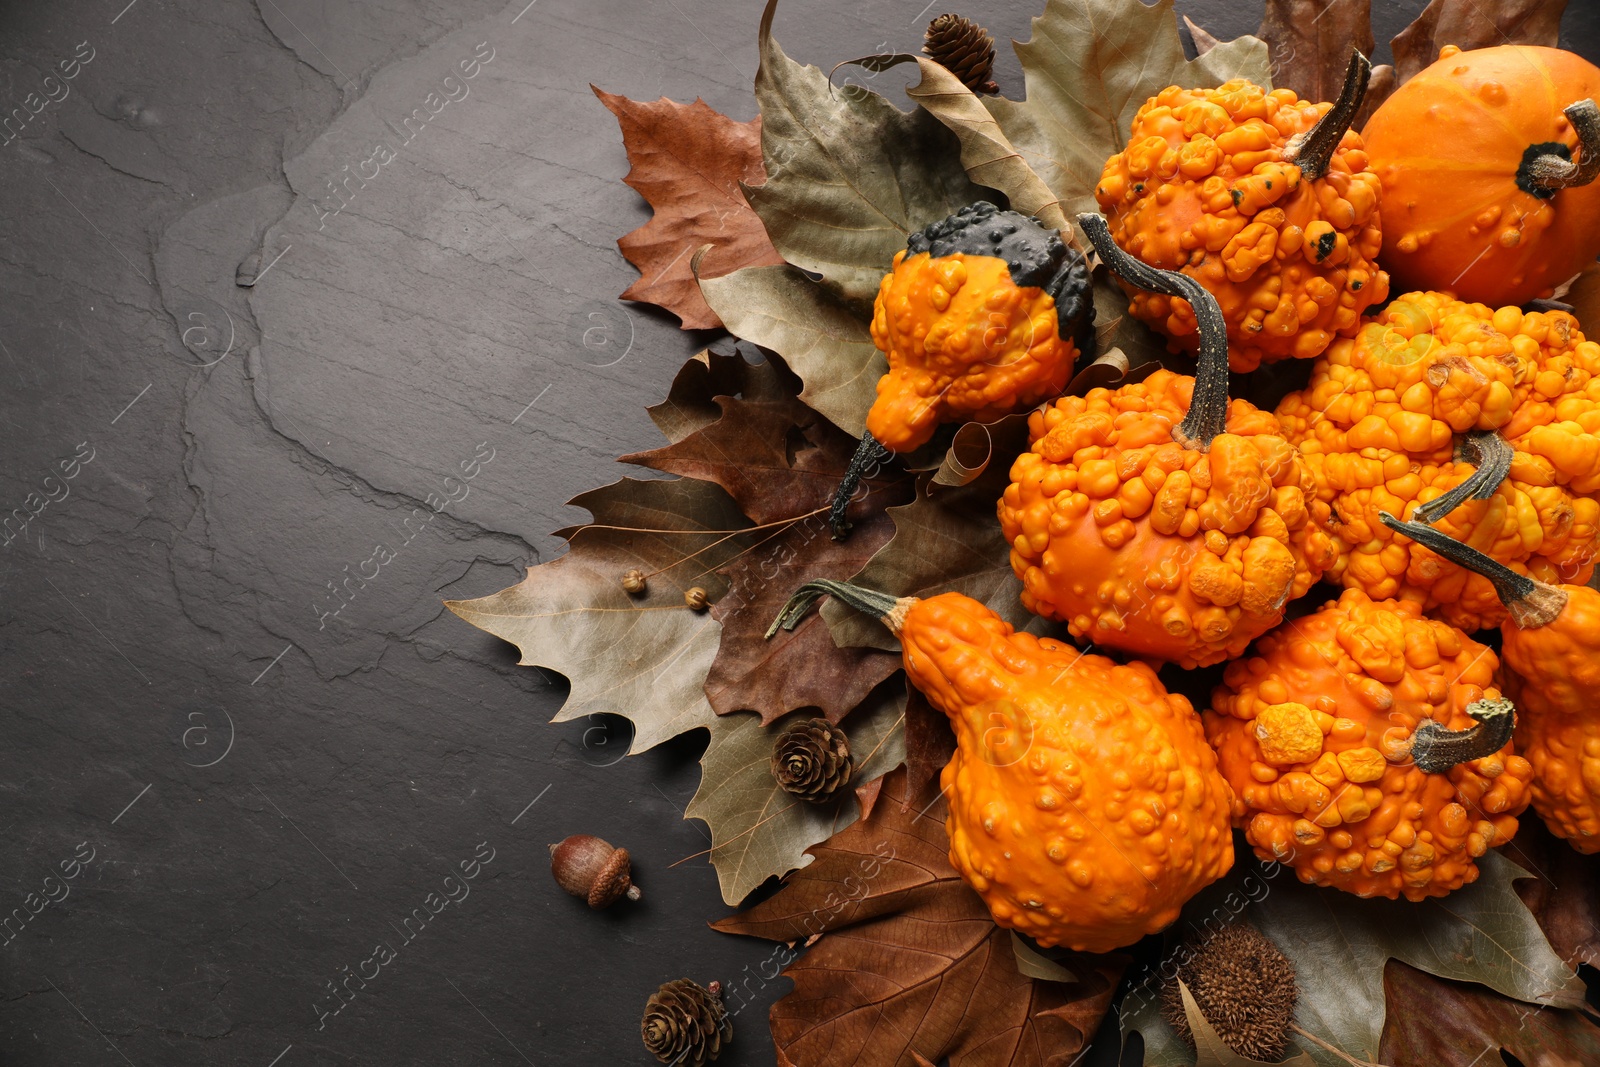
[1409,697,1516,774]
[1525,99,1600,193]
[1283,50,1371,182]
[1411,431,1514,524]
[1078,212,1230,451]
[765,578,918,638]
[829,432,893,541]
[1379,512,1569,628]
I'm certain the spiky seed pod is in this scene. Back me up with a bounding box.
[923,14,998,94]
[771,717,853,803]
[1159,923,1298,1061]
[641,979,732,1066]
[549,834,641,908]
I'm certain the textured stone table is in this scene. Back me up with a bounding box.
[1,1,1594,1064]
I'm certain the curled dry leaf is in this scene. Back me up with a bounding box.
[1390,0,1570,85]
[746,0,986,314]
[594,88,784,330]
[685,690,906,905]
[1378,960,1600,1067]
[622,350,911,723]
[712,768,1125,1067]
[1120,852,1586,1067]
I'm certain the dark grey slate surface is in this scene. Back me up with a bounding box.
[0,1,1592,1065]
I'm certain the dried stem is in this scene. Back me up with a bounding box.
[1410,697,1516,773]
[1288,1024,1394,1067]
[1525,99,1600,192]
[830,432,893,541]
[1379,512,1569,628]
[1284,50,1371,181]
[1078,212,1230,450]
[1412,431,1513,524]
[765,579,914,638]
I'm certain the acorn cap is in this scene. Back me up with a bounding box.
[1159,923,1298,1061]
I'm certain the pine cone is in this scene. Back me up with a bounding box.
[1159,923,1298,1061]
[923,13,998,94]
[771,717,853,803]
[641,979,732,1066]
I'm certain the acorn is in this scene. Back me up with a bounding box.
[549,834,641,908]
[685,586,709,611]
[622,568,648,596]
[1159,923,1298,1061]
[642,978,732,1066]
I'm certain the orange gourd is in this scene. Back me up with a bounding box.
[1383,514,1600,853]
[1094,52,1389,371]
[998,214,1335,668]
[768,580,1234,953]
[829,202,1093,539]
[1275,291,1600,630]
[1207,587,1533,899]
[1363,44,1600,307]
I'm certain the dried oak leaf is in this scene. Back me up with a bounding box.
[745,0,987,315]
[1390,0,1569,86]
[1509,820,1600,974]
[687,690,906,905]
[622,350,911,723]
[1257,1,1376,104]
[595,88,784,330]
[1378,960,1600,1066]
[1121,852,1587,1067]
[901,677,956,811]
[712,767,1125,1067]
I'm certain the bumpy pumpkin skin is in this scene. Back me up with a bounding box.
[1363,45,1600,307]
[1095,79,1388,372]
[1500,584,1600,852]
[866,252,1080,452]
[899,593,1234,952]
[1000,370,1336,667]
[1276,292,1600,630]
[1207,589,1533,899]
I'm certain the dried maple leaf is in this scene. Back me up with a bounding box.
[901,684,955,810]
[1379,960,1600,1066]
[713,768,1125,1067]
[594,87,784,330]
[622,351,911,722]
[1390,0,1569,85]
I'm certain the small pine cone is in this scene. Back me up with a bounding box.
[923,13,998,94]
[641,979,732,1066]
[1159,923,1298,1061]
[771,717,853,803]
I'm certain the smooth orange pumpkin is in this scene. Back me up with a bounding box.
[1363,45,1600,306]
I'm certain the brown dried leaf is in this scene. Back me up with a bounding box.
[901,683,955,811]
[1183,16,1221,57]
[595,88,784,330]
[1509,820,1600,974]
[712,768,1126,1067]
[1378,960,1600,1066]
[1257,1,1376,103]
[623,352,911,722]
[1390,0,1570,86]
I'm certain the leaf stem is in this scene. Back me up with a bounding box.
[1288,1024,1394,1067]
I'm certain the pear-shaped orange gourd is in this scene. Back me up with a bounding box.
[1364,45,1600,306]
[768,580,1234,953]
